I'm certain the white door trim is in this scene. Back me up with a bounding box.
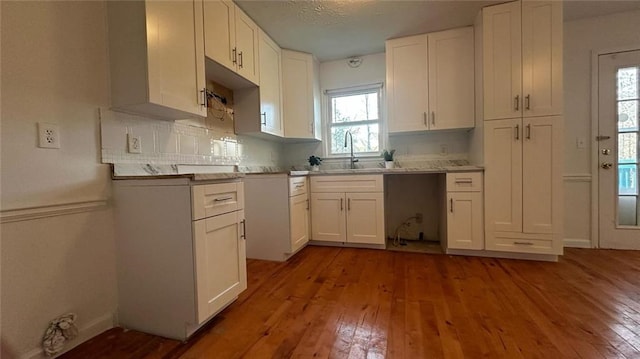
[590,44,640,248]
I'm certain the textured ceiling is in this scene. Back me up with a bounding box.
[235,0,640,62]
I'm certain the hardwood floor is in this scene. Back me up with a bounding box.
[62,247,640,358]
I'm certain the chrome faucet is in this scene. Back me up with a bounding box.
[344,130,359,169]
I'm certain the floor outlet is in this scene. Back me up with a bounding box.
[128,134,142,154]
[38,122,60,149]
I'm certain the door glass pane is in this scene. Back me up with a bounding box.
[618,100,638,131]
[616,66,640,226]
[617,67,638,100]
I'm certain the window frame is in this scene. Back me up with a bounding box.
[323,83,385,158]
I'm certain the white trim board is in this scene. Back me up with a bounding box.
[0,200,108,223]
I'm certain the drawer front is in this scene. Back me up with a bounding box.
[192,182,245,220]
[310,175,383,193]
[289,176,308,196]
[486,236,555,255]
[446,172,483,192]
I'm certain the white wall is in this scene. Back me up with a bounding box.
[563,10,640,247]
[1,2,118,357]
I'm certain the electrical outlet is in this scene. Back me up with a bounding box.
[38,122,60,149]
[576,137,586,149]
[416,213,423,224]
[127,134,142,154]
[440,144,448,155]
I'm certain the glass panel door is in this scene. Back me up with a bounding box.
[616,66,639,225]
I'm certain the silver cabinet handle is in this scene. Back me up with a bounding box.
[348,198,351,211]
[525,94,531,110]
[200,88,207,108]
[455,179,473,184]
[515,124,520,140]
[423,112,427,127]
[214,196,233,202]
[295,184,304,188]
[514,241,533,246]
[526,124,531,140]
[306,199,309,210]
[261,112,267,126]
[240,219,246,239]
[232,48,237,64]
[238,51,244,68]
[514,95,520,111]
[431,111,435,126]
[450,198,454,213]
[340,198,343,211]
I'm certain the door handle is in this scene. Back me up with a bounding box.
[306,199,309,210]
[601,162,613,169]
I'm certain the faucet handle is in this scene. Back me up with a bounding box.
[353,158,359,163]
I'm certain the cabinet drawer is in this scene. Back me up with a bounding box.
[192,182,244,220]
[310,175,383,193]
[487,236,554,255]
[446,172,483,192]
[289,176,308,196]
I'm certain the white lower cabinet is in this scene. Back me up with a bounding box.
[244,175,310,261]
[444,172,484,251]
[310,175,385,245]
[113,178,246,340]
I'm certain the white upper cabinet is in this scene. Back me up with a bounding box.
[282,49,321,140]
[203,1,259,85]
[107,0,207,120]
[258,30,283,136]
[386,34,429,132]
[386,28,475,133]
[428,27,475,130]
[483,0,562,120]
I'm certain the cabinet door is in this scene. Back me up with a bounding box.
[289,194,310,253]
[346,193,385,245]
[146,0,206,117]
[258,30,283,136]
[386,35,429,132]
[483,1,522,120]
[484,118,522,234]
[235,7,259,85]
[310,193,346,242]
[447,192,483,250]
[428,27,475,130]
[203,0,236,72]
[193,210,246,324]
[522,1,563,117]
[282,50,315,138]
[522,116,562,235]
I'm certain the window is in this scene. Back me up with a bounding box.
[325,84,383,156]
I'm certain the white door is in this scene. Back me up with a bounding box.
[482,1,522,120]
[289,194,309,252]
[346,193,385,245]
[310,193,346,242]
[258,30,283,136]
[428,27,475,130]
[598,50,640,249]
[484,118,523,234]
[385,34,429,132]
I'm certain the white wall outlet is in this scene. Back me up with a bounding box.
[38,122,60,149]
[127,134,142,154]
[576,137,586,149]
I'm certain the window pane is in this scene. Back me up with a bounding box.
[331,92,378,123]
[619,164,637,195]
[330,125,379,154]
[618,100,638,131]
[618,133,637,164]
[618,195,637,226]
[617,67,638,101]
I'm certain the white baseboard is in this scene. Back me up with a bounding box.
[564,238,592,248]
[21,312,115,359]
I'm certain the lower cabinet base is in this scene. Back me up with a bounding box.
[446,248,558,262]
[308,240,386,250]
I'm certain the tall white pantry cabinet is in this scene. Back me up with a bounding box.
[113,178,247,340]
[481,0,564,255]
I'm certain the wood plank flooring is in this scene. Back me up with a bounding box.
[62,247,640,358]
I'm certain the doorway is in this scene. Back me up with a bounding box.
[597,50,640,249]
